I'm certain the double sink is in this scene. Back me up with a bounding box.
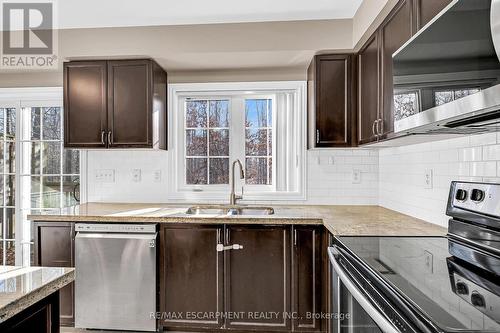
[185,205,275,216]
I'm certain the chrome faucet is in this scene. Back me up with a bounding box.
[230,159,245,205]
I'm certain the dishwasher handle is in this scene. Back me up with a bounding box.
[75,232,157,241]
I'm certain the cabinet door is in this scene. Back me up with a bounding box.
[33,222,75,326]
[292,226,322,332]
[160,225,224,330]
[311,55,354,147]
[417,0,453,29]
[380,0,414,139]
[358,34,380,145]
[107,60,152,147]
[64,61,107,148]
[225,226,291,331]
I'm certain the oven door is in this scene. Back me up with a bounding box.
[328,247,399,333]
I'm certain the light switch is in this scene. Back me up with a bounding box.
[352,169,362,184]
[153,170,161,183]
[424,169,433,189]
[95,169,115,183]
[132,169,141,182]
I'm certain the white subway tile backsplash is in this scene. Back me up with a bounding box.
[459,147,483,161]
[483,144,500,161]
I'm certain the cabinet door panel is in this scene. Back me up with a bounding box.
[417,0,453,29]
[160,225,224,330]
[107,60,151,147]
[292,226,322,331]
[316,55,353,147]
[225,226,290,331]
[358,34,380,144]
[64,61,107,148]
[380,0,414,138]
[33,222,75,326]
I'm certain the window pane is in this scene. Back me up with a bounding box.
[30,107,41,140]
[435,91,453,106]
[5,175,15,206]
[394,92,419,121]
[0,108,4,138]
[209,158,229,184]
[5,208,15,240]
[42,142,61,174]
[455,88,480,99]
[186,100,207,128]
[0,241,15,266]
[63,149,80,174]
[186,129,207,156]
[42,107,61,140]
[22,142,41,174]
[5,142,15,174]
[245,99,270,127]
[186,158,207,185]
[246,129,268,156]
[246,157,269,185]
[0,176,3,205]
[269,158,272,184]
[28,176,41,208]
[209,129,229,156]
[62,176,79,206]
[6,108,15,140]
[209,100,229,127]
[41,176,61,208]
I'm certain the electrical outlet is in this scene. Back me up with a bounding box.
[132,169,141,182]
[424,169,433,189]
[95,169,114,183]
[424,250,433,274]
[352,169,362,184]
[153,170,162,183]
[328,156,335,165]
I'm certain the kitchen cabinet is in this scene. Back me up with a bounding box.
[32,222,75,327]
[225,225,291,331]
[292,226,322,332]
[64,59,167,149]
[416,0,453,29]
[160,225,224,331]
[358,34,380,145]
[379,0,415,139]
[0,291,60,333]
[307,54,356,148]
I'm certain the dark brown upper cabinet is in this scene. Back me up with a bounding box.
[379,0,415,140]
[415,0,454,29]
[358,34,380,145]
[64,59,167,149]
[308,54,356,148]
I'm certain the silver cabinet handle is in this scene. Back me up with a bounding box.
[328,248,399,333]
[101,130,106,145]
[377,118,383,136]
[107,131,113,145]
[372,120,377,137]
[216,244,244,252]
[293,229,297,247]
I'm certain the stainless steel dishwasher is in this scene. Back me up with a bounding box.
[75,223,157,332]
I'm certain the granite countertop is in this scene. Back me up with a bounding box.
[28,203,446,236]
[0,266,75,323]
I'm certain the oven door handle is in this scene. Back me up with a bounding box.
[328,247,400,333]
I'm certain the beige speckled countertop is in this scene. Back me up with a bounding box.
[0,266,75,323]
[28,203,446,236]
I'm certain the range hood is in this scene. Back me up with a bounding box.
[393,0,500,135]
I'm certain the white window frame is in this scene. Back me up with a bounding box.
[0,87,85,266]
[167,82,307,202]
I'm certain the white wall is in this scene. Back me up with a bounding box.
[85,149,379,205]
[379,133,500,228]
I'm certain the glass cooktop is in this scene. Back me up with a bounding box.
[337,236,500,332]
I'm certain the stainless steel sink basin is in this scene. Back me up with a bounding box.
[185,205,274,216]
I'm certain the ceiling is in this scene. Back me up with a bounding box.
[57,0,364,29]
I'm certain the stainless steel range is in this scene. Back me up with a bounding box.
[75,223,158,332]
[329,181,500,332]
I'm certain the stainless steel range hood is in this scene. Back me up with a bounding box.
[393,0,500,135]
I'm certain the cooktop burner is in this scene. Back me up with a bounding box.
[336,235,500,332]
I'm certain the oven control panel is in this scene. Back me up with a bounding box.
[75,223,156,233]
[453,273,500,323]
[452,182,500,217]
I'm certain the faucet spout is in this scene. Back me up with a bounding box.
[230,159,245,205]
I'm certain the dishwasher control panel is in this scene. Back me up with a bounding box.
[75,223,156,233]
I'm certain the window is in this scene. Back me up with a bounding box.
[0,88,80,266]
[434,88,481,106]
[168,82,306,201]
[393,91,421,121]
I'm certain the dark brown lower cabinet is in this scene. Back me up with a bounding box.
[225,225,291,331]
[0,290,60,333]
[160,225,224,331]
[32,222,75,326]
[160,224,323,333]
[292,226,323,332]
